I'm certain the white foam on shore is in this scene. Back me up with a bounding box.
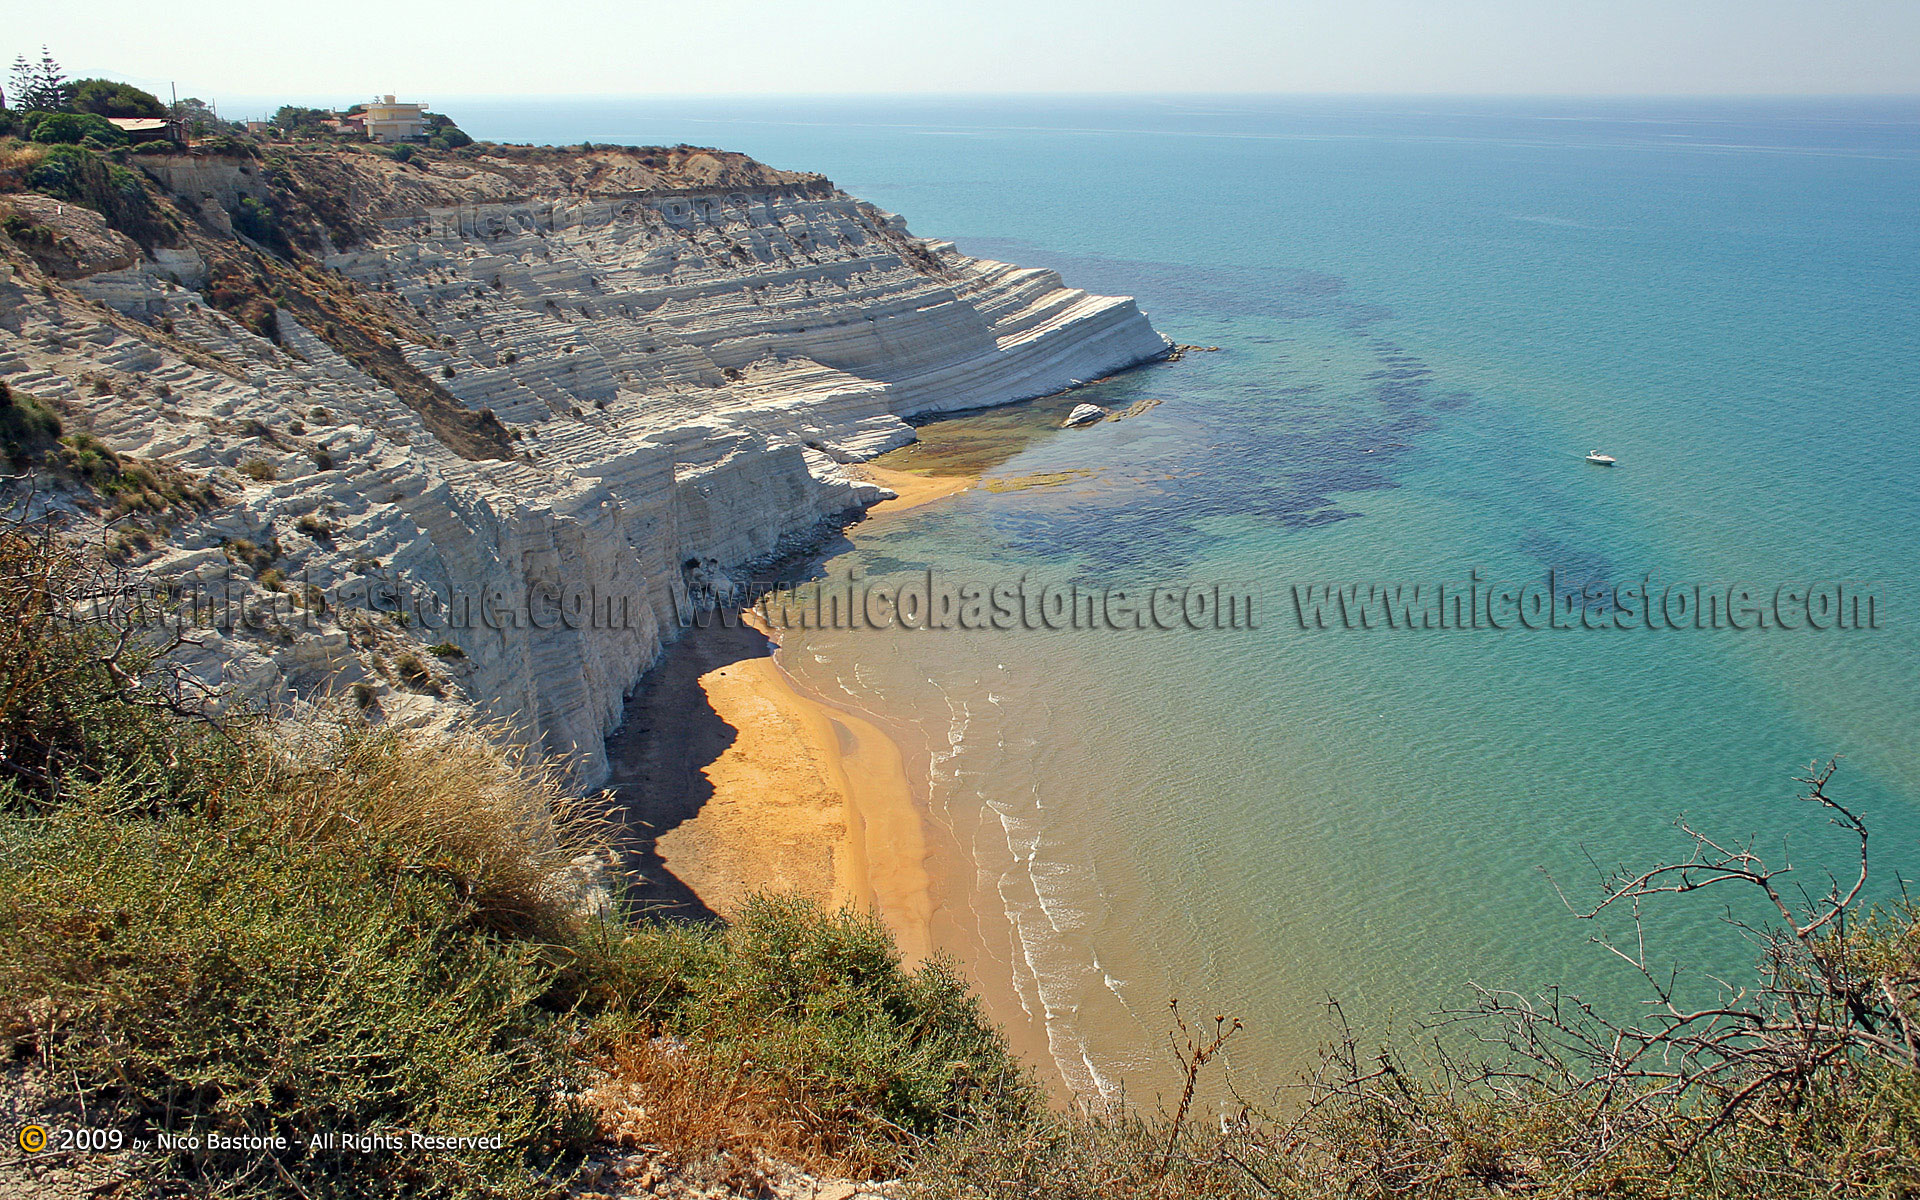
[781,614,1133,1104]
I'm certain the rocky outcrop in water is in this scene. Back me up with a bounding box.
[0,143,1169,782]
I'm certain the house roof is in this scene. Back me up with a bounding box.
[107,118,171,132]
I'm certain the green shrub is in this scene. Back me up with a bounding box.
[270,104,334,135]
[577,894,1036,1172]
[4,420,209,514]
[25,110,128,147]
[24,143,93,197]
[194,134,256,157]
[0,528,250,811]
[23,143,170,246]
[231,195,279,245]
[237,457,277,482]
[69,78,166,119]
[423,112,472,150]
[57,431,119,483]
[3,211,56,245]
[0,383,64,467]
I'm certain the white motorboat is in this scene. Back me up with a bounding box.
[1585,451,1617,466]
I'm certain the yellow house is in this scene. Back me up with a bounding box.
[363,95,428,143]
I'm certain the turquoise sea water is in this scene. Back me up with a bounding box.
[468,97,1920,1099]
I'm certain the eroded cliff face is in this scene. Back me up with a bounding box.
[0,144,1169,783]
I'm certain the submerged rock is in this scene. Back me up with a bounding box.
[1111,397,1163,421]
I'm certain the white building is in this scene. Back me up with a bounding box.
[362,95,428,143]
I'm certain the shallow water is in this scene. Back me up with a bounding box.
[468,96,1920,1102]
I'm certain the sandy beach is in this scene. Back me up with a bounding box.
[603,467,973,962]
[845,462,974,518]
[602,402,1109,1094]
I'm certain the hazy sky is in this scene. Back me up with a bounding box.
[10,0,1920,103]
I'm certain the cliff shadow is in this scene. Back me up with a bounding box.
[599,524,877,924]
[602,615,779,926]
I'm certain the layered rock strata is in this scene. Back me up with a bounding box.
[0,146,1169,782]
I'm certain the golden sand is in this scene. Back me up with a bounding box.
[845,462,974,518]
[628,468,970,962]
[649,614,931,961]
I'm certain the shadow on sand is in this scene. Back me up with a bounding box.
[603,527,873,925]
[601,616,775,925]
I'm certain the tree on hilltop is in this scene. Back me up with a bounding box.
[170,97,236,139]
[424,112,471,150]
[70,78,166,119]
[8,46,71,112]
[271,105,336,138]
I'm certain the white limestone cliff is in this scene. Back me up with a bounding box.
[0,146,1169,783]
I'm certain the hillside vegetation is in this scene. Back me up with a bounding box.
[0,516,1036,1197]
[3,505,1917,1199]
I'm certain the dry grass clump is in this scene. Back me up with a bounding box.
[394,648,445,694]
[909,1106,1263,1200]
[0,142,49,192]
[581,1036,835,1190]
[237,455,278,481]
[254,720,614,941]
[221,534,278,573]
